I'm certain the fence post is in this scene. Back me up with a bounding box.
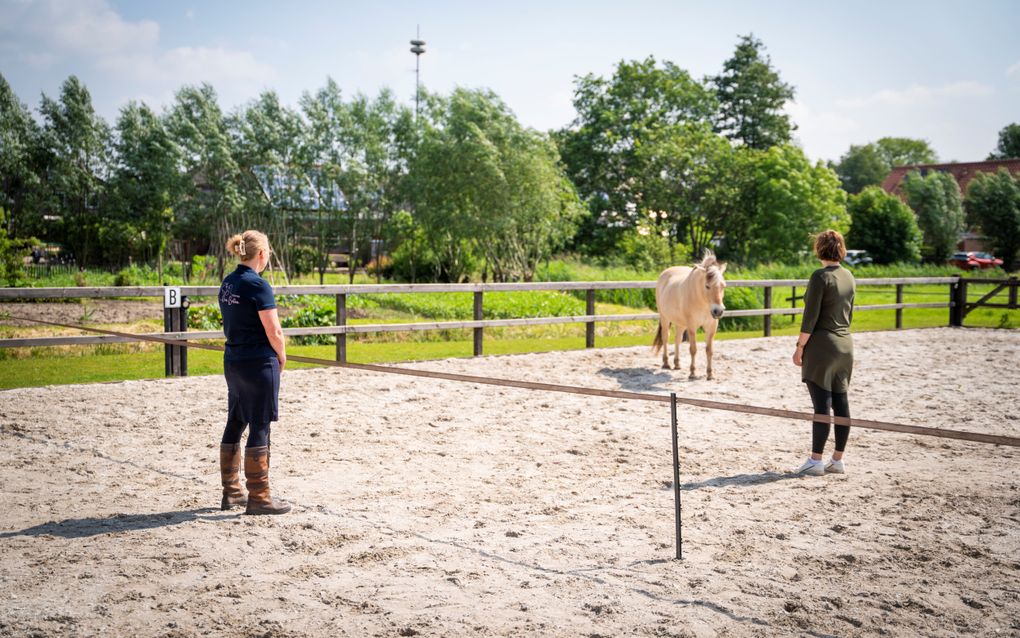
[179,297,188,376]
[950,277,967,327]
[335,293,347,363]
[763,286,772,337]
[1010,276,1018,309]
[670,392,683,560]
[895,284,903,330]
[473,291,484,356]
[585,288,596,348]
[163,305,173,377]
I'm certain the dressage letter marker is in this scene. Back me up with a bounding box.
[164,287,181,309]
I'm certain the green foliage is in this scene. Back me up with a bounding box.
[635,124,740,259]
[188,304,223,330]
[0,207,32,285]
[833,138,937,194]
[556,56,717,255]
[113,264,144,287]
[902,170,965,263]
[617,226,675,272]
[847,186,922,264]
[410,88,583,282]
[712,34,796,150]
[833,144,888,194]
[987,123,1020,160]
[965,169,1020,269]
[730,144,849,263]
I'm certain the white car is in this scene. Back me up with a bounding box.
[844,250,873,267]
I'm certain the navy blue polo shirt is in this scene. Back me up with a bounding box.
[219,264,277,361]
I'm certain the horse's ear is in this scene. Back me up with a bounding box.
[719,262,727,273]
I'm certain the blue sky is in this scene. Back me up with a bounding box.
[2,0,1018,162]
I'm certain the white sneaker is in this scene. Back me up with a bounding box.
[825,459,845,474]
[795,459,825,476]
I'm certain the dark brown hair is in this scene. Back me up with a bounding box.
[814,229,847,262]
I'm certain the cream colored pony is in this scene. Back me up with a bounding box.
[652,251,727,379]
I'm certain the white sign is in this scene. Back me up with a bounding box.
[164,287,181,309]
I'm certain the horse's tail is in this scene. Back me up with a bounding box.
[652,320,665,354]
[682,329,689,343]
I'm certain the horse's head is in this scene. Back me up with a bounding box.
[698,251,727,319]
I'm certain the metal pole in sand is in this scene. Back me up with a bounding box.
[670,392,683,560]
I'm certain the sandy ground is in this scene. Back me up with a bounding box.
[1,327,1018,637]
[0,300,164,327]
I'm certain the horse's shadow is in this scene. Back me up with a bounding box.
[597,367,682,392]
[0,508,233,539]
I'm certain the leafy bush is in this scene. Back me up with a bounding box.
[188,304,223,330]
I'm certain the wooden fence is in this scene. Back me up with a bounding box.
[8,276,1010,377]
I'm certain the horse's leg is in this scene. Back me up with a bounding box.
[672,324,682,370]
[688,327,698,379]
[705,321,717,380]
[660,322,671,369]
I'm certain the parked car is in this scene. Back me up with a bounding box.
[948,251,1004,270]
[844,249,873,267]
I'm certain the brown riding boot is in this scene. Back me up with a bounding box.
[244,446,291,515]
[220,443,246,510]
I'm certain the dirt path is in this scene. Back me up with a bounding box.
[1,327,1018,636]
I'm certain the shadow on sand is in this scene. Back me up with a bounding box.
[677,471,802,491]
[0,508,235,539]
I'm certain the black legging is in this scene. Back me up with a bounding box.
[221,416,271,448]
[807,381,850,455]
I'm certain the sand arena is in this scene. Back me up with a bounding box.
[1,327,1018,636]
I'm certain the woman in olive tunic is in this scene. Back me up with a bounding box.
[792,230,856,476]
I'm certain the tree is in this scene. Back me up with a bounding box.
[0,207,33,285]
[846,186,922,264]
[634,123,740,261]
[38,75,112,267]
[988,123,1020,160]
[300,80,414,282]
[965,169,1020,269]
[875,137,937,167]
[165,84,244,279]
[0,73,44,240]
[833,137,937,194]
[712,34,795,150]
[833,144,889,194]
[902,170,965,263]
[556,57,717,254]
[409,88,583,282]
[109,101,180,277]
[729,144,848,264]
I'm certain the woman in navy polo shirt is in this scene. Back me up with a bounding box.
[218,230,290,515]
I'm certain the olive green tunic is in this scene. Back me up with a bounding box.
[800,265,856,392]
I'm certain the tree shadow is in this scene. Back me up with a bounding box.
[0,508,234,539]
[677,471,802,491]
[597,367,678,392]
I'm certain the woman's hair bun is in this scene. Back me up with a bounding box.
[226,234,245,257]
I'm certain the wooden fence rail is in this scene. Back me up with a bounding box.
[3,276,1015,377]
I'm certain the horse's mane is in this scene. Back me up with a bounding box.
[695,250,725,285]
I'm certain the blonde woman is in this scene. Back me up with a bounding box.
[218,230,290,514]
[793,230,856,476]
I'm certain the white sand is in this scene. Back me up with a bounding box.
[1,327,1018,637]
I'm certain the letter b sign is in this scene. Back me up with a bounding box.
[164,287,181,308]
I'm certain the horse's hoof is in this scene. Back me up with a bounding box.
[662,364,671,370]
[688,374,697,380]
[706,374,714,381]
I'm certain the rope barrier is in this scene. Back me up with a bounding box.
[5,313,1020,449]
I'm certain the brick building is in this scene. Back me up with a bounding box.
[881,159,1020,251]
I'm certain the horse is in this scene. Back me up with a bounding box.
[652,251,727,380]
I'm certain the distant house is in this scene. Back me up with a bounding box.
[882,159,1020,252]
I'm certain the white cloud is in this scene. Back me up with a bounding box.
[0,0,159,57]
[784,100,859,161]
[1008,60,1020,76]
[1,0,274,108]
[837,81,994,108]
